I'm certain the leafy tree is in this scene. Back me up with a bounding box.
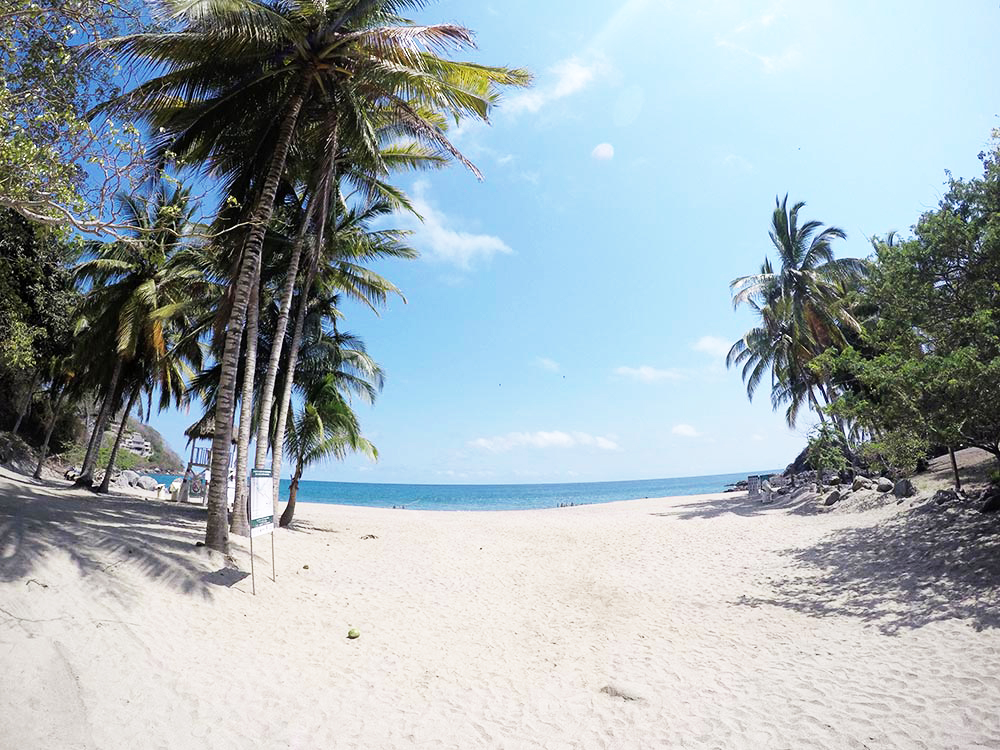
[827,145,1000,472]
[0,0,149,233]
[0,209,80,441]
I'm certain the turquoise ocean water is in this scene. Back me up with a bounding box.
[149,469,774,512]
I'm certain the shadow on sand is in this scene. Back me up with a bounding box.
[0,474,221,599]
[731,497,1000,634]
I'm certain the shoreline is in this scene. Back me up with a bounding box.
[3,457,999,749]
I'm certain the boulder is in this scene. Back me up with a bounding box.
[823,489,842,506]
[852,476,873,492]
[825,476,841,486]
[120,469,140,487]
[876,477,894,493]
[980,486,1000,513]
[136,475,159,491]
[933,488,959,505]
[776,486,790,496]
[893,478,916,499]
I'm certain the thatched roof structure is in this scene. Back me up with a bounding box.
[184,413,236,445]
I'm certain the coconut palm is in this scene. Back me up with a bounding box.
[280,367,379,527]
[95,0,530,552]
[268,196,411,504]
[728,195,864,425]
[72,183,203,486]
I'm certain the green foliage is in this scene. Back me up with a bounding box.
[728,195,865,426]
[806,423,848,473]
[825,138,1000,466]
[858,431,929,476]
[0,1,148,232]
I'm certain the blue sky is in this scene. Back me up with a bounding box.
[151,0,999,484]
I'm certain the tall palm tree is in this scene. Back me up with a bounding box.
[728,195,864,425]
[96,0,530,552]
[268,197,411,504]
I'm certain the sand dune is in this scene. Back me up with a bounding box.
[2,470,1000,749]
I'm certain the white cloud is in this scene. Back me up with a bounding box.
[614,365,682,383]
[536,357,560,373]
[672,424,702,438]
[505,55,604,115]
[693,335,732,359]
[716,7,801,73]
[401,181,512,270]
[721,153,753,172]
[471,431,621,453]
[591,143,615,161]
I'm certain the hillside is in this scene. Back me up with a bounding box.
[58,419,184,475]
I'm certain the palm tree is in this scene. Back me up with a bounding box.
[268,197,411,506]
[281,373,378,527]
[73,182,203,487]
[728,195,864,425]
[96,0,530,552]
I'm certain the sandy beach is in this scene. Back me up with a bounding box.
[2,466,1000,749]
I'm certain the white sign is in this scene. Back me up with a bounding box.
[249,469,274,537]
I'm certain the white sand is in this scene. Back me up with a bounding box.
[2,468,1000,749]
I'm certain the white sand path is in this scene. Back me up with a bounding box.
[2,472,999,749]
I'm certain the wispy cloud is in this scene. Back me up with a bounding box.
[693,335,732,359]
[399,181,512,270]
[471,431,621,453]
[715,7,800,73]
[672,424,702,438]
[505,55,605,115]
[614,365,682,383]
[591,143,615,161]
[536,357,560,373]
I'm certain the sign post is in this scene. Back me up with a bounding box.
[248,468,276,595]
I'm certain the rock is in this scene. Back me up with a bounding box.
[980,486,1000,513]
[933,489,958,505]
[893,478,916,498]
[876,477,894,493]
[776,486,790,496]
[120,469,140,487]
[852,476,873,492]
[823,489,842,506]
[784,446,811,476]
[136,475,159,491]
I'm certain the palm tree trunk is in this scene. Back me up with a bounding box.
[12,368,40,435]
[230,272,260,536]
[77,358,123,486]
[252,198,318,470]
[949,447,962,491]
[33,386,66,479]
[279,462,304,527]
[204,79,309,554]
[270,174,334,507]
[98,388,139,494]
